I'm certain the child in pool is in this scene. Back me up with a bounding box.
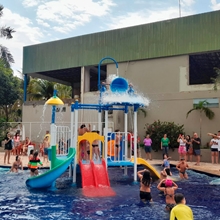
[176,158,189,179]
[28,149,34,168]
[10,155,23,173]
[162,154,172,176]
[137,169,152,203]
[29,151,43,176]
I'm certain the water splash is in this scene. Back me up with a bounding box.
[36,104,47,141]
[101,92,150,106]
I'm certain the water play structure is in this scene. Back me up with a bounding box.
[25,57,159,190]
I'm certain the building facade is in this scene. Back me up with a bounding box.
[23,10,220,145]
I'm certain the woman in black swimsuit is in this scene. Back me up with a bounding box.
[137,169,152,203]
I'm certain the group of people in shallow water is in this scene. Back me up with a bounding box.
[138,154,192,220]
[9,150,43,176]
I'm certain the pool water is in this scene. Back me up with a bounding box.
[0,166,220,220]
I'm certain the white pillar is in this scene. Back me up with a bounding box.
[80,67,85,123]
[104,110,108,167]
[133,110,137,182]
[98,111,102,135]
[69,109,74,177]
[84,67,90,93]
[124,111,128,175]
[73,108,78,184]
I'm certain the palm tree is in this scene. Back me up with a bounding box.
[212,67,220,91]
[27,78,55,101]
[0,5,15,67]
[186,100,214,139]
[27,78,72,101]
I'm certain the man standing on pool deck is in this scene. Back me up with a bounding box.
[191,132,201,166]
[170,193,194,220]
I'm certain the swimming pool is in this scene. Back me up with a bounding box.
[0,166,220,220]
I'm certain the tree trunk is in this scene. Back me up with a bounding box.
[4,105,9,122]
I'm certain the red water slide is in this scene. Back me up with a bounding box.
[79,160,96,187]
[79,159,110,188]
[91,159,110,187]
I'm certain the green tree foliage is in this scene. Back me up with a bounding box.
[145,120,184,151]
[0,59,21,121]
[186,100,214,139]
[211,67,220,91]
[27,78,72,101]
[0,5,15,67]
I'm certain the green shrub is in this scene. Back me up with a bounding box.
[145,120,184,151]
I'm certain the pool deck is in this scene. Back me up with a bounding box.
[1,152,220,177]
[0,153,50,169]
[148,159,220,177]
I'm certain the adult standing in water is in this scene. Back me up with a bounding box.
[4,132,13,164]
[161,133,170,159]
[78,124,90,160]
[191,132,201,166]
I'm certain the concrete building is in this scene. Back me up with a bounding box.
[23,10,220,146]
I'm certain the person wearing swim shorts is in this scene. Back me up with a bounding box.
[177,134,187,161]
[137,169,152,203]
[157,179,178,212]
[91,130,100,160]
[170,193,193,220]
[176,158,189,179]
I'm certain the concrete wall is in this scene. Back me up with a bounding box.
[107,55,220,146]
[139,148,213,163]
[22,55,220,147]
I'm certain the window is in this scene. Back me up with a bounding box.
[193,98,219,108]
[189,51,220,85]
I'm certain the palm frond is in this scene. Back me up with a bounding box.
[186,108,196,118]
[202,106,215,119]
[138,107,147,118]
[0,45,14,67]
[212,67,220,91]
[0,5,4,17]
[0,27,15,39]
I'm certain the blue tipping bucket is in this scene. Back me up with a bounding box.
[110,77,128,93]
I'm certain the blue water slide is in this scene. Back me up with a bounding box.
[26,148,76,189]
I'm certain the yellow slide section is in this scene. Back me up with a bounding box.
[131,157,160,179]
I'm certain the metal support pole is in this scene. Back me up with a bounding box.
[124,106,128,175]
[23,74,27,102]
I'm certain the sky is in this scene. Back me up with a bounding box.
[1,0,220,76]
